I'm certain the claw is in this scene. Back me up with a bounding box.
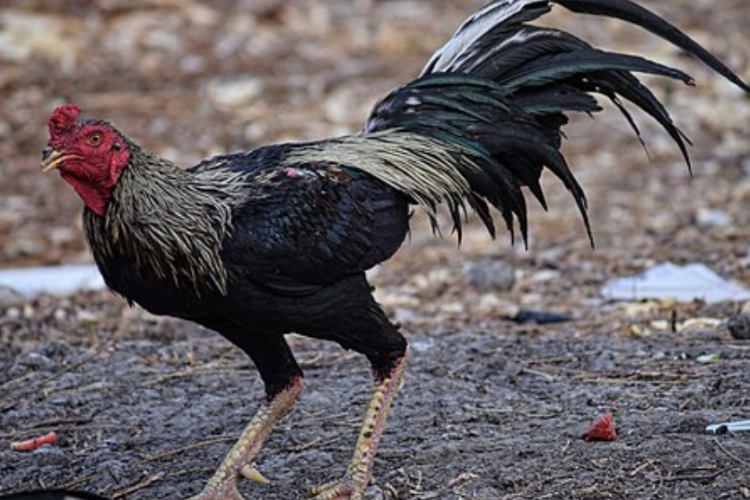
[241,464,271,485]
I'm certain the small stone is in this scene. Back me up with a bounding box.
[727,313,750,340]
[439,301,465,315]
[696,207,730,228]
[530,269,561,283]
[513,309,572,324]
[76,309,101,324]
[7,351,53,377]
[476,293,519,317]
[0,286,25,308]
[464,260,515,292]
[17,351,53,370]
[205,77,264,111]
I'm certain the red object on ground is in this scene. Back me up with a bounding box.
[582,413,618,441]
[10,431,57,451]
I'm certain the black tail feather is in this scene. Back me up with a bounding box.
[584,70,694,169]
[556,0,750,93]
[499,50,695,94]
[363,0,748,245]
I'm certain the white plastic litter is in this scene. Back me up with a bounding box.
[0,264,105,297]
[706,419,750,434]
[601,262,750,303]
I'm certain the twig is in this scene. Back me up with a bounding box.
[298,351,358,369]
[630,459,656,477]
[0,348,107,412]
[111,472,165,499]
[286,436,323,453]
[56,473,96,491]
[294,411,353,428]
[572,371,698,385]
[139,367,252,387]
[0,371,37,393]
[43,367,251,398]
[652,460,665,496]
[560,438,571,455]
[713,438,750,467]
[138,435,237,464]
[663,470,723,483]
[111,468,213,499]
[32,417,92,428]
[520,368,560,381]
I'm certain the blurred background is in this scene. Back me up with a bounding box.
[0,0,747,275]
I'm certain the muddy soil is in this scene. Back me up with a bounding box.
[2,296,750,500]
[1,1,750,499]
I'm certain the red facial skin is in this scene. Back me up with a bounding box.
[46,104,131,216]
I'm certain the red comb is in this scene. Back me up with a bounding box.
[49,103,81,139]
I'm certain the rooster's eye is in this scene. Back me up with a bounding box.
[87,133,103,147]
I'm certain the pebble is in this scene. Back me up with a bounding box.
[513,309,573,324]
[696,207,730,228]
[476,293,519,317]
[15,351,53,370]
[8,358,47,378]
[205,77,264,111]
[530,269,562,283]
[727,313,750,340]
[0,286,25,309]
[463,260,515,292]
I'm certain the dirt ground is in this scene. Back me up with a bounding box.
[1,1,750,499]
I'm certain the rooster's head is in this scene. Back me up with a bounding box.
[42,104,130,216]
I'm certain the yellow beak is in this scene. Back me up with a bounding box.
[40,148,70,172]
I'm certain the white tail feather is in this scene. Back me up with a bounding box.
[421,0,550,75]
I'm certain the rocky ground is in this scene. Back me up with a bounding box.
[1,1,750,499]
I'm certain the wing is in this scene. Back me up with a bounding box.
[222,158,409,295]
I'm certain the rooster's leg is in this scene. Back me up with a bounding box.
[188,327,304,500]
[310,348,408,500]
[188,376,302,500]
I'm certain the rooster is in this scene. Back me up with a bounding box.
[41,1,748,499]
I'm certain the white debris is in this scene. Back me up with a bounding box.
[0,265,105,297]
[601,262,750,304]
[706,419,750,434]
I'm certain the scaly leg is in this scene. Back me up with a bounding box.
[310,349,409,500]
[188,377,303,500]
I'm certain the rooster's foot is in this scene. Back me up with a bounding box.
[188,464,269,500]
